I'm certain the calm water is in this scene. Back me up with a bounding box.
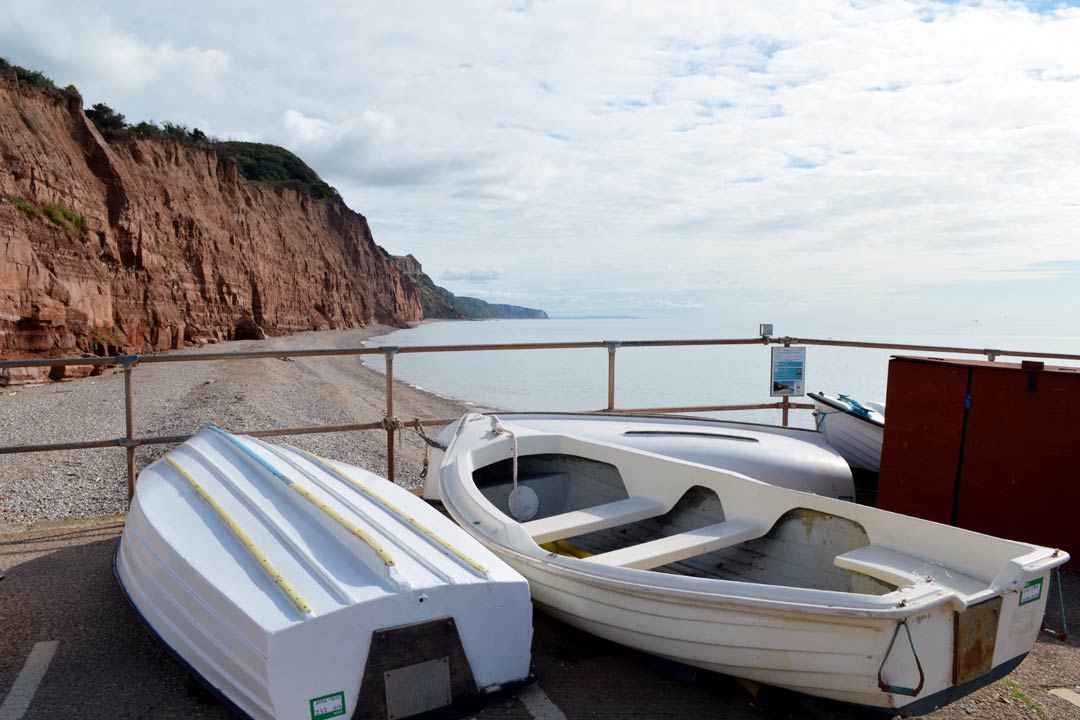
[367,319,1080,429]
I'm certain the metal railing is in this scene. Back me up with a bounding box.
[3,334,1079,499]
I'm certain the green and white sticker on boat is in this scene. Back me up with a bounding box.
[310,691,346,720]
[1019,577,1044,606]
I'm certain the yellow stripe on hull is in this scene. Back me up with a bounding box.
[540,540,593,559]
[292,447,488,576]
[283,480,396,567]
[165,457,313,616]
[210,429,396,568]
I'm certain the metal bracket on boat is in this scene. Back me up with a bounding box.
[116,354,139,370]
[604,341,621,353]
[117,437,140,448]
[877,619,925,697]
[380,345,399,357]
[984,349,1001,361]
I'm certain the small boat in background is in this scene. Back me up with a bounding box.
[424,412,855,501]
[431,412,1067,715]
[116,427,533,720]
[809,392,885,472]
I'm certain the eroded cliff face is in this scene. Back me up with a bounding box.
[0,79,422,384]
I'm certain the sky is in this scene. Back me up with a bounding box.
[2,0,1079,333]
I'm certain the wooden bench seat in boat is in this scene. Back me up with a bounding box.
[833,544,987,598]
[522,497,667,544]
[582,519,766,570]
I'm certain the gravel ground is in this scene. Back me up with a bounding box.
[0,326,472,524]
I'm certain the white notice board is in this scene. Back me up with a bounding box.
[770,347,805,397]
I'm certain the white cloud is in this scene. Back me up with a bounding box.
[0,1,231,101]
[6,0,1080,325]
[440,267,504,283]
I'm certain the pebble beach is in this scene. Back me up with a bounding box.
[0,326,470,525]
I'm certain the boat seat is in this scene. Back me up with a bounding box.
[582,519,765,570]
[522,497,667,544]
[834,544,987,597]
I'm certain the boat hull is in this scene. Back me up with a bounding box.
[435,412,1066,714]
[117,428,533,720]
[810,394,884,472]
[473,537,1051,713]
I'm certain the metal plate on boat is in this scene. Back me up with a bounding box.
[357,617,478,720]
[384,657,452,720]
[953,596,1002,685]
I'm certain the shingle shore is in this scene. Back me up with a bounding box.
[0,326,472,524]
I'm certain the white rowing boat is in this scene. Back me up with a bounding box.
[429,412,1068,715]
[422,413,855,501]
[809,392,885,472]
[116,427,532,720]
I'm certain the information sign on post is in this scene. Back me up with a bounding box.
[770,347,806,397]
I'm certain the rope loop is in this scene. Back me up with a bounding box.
[411,419,448,450]
[877,619,925,697]
[814,409,838,431]
[381,416,406,432]
[490,415,522,521]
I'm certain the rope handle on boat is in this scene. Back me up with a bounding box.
[1042,567,1069,642]
[877,619,925,697]
[490,416,522,522]
[813,409,837,431]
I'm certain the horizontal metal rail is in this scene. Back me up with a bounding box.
[792,337,1080,362]
[0,338,772,369]
[3,332,1078,496]
[614,401,816,415]
[4,335,1078,370]
[0,419,460,456]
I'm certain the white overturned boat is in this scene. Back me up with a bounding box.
[423,413,855,501]
[809,392,885,472]
[430,412,1068,715]
[116,427,532,720]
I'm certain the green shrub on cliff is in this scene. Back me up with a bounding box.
[85,103,127,139]
[6,195,86,237]
[5,60,337,203]
[9,195,42,221]
[216,141,340,201]
[41,202,87,237]
[0,58,80,99]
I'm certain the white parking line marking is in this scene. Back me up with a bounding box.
[518,683,568,720]
[0,641,60,720]
[1050,688,1080,708]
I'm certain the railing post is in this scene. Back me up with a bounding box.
[119,355,138,500]
[781,336,793,427]
[605,341,620,411]
[382,347,398,483]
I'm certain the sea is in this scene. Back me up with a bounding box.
[366,318,1080,429]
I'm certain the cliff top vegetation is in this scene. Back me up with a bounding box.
[3,59,338,202]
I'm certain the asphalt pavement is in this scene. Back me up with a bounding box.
[1,519,1076,720]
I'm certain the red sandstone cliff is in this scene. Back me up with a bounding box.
[0,78,422,384]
